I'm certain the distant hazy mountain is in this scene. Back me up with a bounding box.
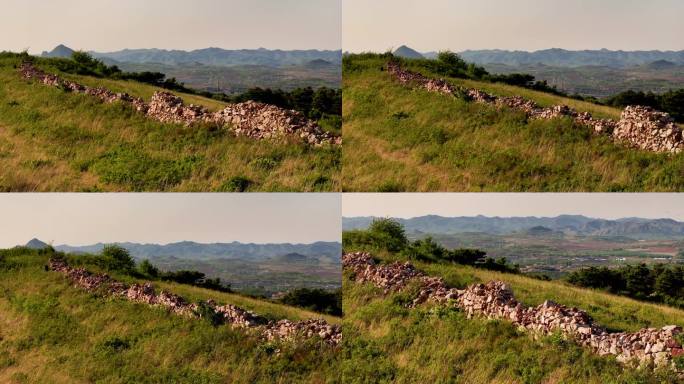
[89,47,342,67]
[54,241,341,262]
[645,60,678,70]
[458,49,684,68]
[41,44,75,58]
[342,215,684,239]
[24,238,50,250]
[393,45,424,59]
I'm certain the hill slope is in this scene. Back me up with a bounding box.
[0,54,340,191]
[342,55,684,191]
[0,252,340,383]
[342,251,684,383]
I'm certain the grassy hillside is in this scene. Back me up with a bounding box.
[0,253,341,384]
[342,55,684,191]
[342,251,684,383]
[0,56,340,191]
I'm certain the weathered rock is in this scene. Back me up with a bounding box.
[613,106,683,153]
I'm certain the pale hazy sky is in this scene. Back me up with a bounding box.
[343,0,684,52]
[0,194,341,248]
[0,0,341,54]
[343,194,684,221]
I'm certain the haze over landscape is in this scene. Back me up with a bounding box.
[0,193,341,248]
[2,0,341,53]
[342,193,684,221]
[343,0,684,52]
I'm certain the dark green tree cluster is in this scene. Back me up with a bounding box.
[343,218,519,273]
[279,288,342,316]
[159,270,230,292]
[567,264,684,308]
[413,51,489,80]
[229,87,341,119]
[100,244,136,272]
[486,73,566,96]
[604,89,684,122]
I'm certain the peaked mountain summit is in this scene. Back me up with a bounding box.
[41,44,75,58]
[24,238,50,249]
[393,45,424,59]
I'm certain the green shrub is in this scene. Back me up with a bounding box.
[251,156,280,171]
[97,336,131,354]
[219,176,252,192]
[193,301,224,327]
[138,259,159,278]
[101,244,135,272]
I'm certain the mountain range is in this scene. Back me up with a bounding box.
[42,45,342,67]
[391,45,684,68]
[42,241,341,262]
[342,215,684,239]
[40,44,341,92]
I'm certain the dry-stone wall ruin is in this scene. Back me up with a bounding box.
[386,62,683,154]
[48,258,341,346]
[19,63,340,146]
[343,252,684,372]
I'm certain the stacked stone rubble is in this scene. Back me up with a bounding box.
[216,101,341,145]
[19,62,339,146]
[342,252,684,372]
[263,319,342,346]
[48,258,340,346]
[387,62,682,154]
[613,106,684,153]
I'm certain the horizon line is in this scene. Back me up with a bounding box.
[344,47,684,54]
[342,214,681,221]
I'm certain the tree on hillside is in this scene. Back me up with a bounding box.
[655,268,683,298]
[659,89,684,122]
[101,244,135,271]
[368,218,409,252]
[402,237,448,262]
[138,259,159,278]
[622,264,654,299]
[437,51,467,71]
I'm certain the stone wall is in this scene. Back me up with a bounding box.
[343,252,684,372]
[19,63,340,146]
[49,258,341,346]
[386,62,683,154]
[614,106,684,153]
